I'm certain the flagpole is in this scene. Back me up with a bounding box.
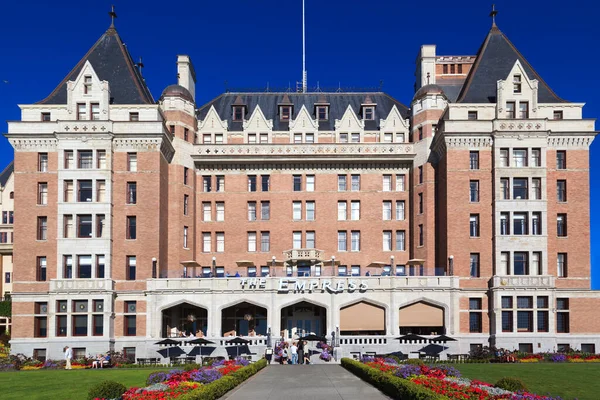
[302,0,307,93]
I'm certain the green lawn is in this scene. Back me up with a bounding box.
[0,367,169,400]
[455,363,600,400]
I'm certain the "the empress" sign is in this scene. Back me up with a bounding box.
[239,277,368,294]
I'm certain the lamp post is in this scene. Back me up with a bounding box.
[331,255,335,274]
[212,256,216,277]
[448,255,454,276]
[152,257,157,279]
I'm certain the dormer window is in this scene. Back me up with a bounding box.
[129,112,139,121]
[91,103,100,120]
[84,76,92,94]
[233,106,244,122]
[280,106,292,121]
[513,74,522,93]
[77,103,86,120]
[364,107,374,120]
[553,110,563,120]
[317,106,328,120]
[41,112,51,122]
[519,102,529,119]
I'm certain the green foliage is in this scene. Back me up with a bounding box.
[183,363,202,372]
[494,376,528,392]
[0,301,11,318]
[405,358,425,366]
[86,380,127,400]
[179,358,268,400]
[385,355,402,364]
[341,358,448,400]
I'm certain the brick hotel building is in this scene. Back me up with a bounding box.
[5,15,599,361]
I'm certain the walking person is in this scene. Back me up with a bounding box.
[298,340,304,365]
[64,346,73,370]
[290,341,298,365]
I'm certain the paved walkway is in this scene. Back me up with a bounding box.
[224,364,390,400]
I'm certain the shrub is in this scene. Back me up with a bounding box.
[405,358,424,366]
[494,377,528,392]
[183,363,203,371]
[87,380,127,400]
[341,358,447,400]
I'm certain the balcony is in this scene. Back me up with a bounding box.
[490,275,555,289]
[50,279,114,292]
[283,249,323,261]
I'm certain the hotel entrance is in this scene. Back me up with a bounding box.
[280,301,326,339]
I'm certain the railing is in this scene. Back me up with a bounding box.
[491,275,555,289]
[339,336,389,346]
[50,279,114,292]
[283,248,323,261]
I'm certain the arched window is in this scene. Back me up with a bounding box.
[9,192,14,199]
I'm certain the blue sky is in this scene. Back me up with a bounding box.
[0,1,598,286]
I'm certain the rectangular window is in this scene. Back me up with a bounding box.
[351,132,360,143]
[350,201,360,221]
[127,153,137,172]
[469,180,479,202]
[248,133,257,144]
[469,313,482,333]
[450,64,456,74]
[248,201,257,221]
[418,193,424,214]
[90,103,100,120]
[126,216,136,240]
[317,106,328,120]
[38,153,48,172]
[183,128,189,142]
[248,232,257,252]
[557,180,567,202]
[513,74,522,93]
[532,212,542,235]
[95,180,106,202]
[338,201,347,221]
[127,256,136,280]
[248,175,257,192]
[499,148,509,167]
[339,133,348,143]
[364,107,374,120]
[338,175,347,191]
[532,251,542,275]
[96,255,105,278]
[77,180,92,202]
[513,149,528,167]
[96,214,105,238]
[382,201,392,220]
[216,176,224,192]
[261,201,270,220]
[77,103,86,120]
[203,176,212,192]
[506,101,516,119]
[93,314,104,336]
[41,112,51,121]
[513,212,528,235]
[443,64,448,74]
[513,178,528,199]
[418,166,423,184]
[129,112,139,122]
[502,310,513,332]
[469,151,479,170]
[216,202,225,221]
[203,232,211,252]
[216,232,225,252]
[531,178,542,200]
[468,111,478,120]
[351,231,360,251]
[280,106,291,121]
[396,174,405,191]
[517,296,533,309]
[36,256,47,281]
[63,215,74,239]
[469,214,479,237]
[396,201,405,220]
[500,178,510,200]
[338,231,347,251]
[293,175,302,191]
[500,212,510,235]
[126,182,136,204]
[233,106,244,121]
[293,201,302,220]
[514,252,529,275]
[531,148,541,167]
[383,231,392,251]
[582,344,596,354]
[553,110,564,120]
[383,175,392,191]
[517,311,533,332]
[395,230,406,251]
[557,214,567,237]
[306,231,316,248]
[183,195,189,215]
[77,255,92,279]
[383,133,393,143]
[183,167,189,185]
[82,75,91,93]
[556,150,566,170]
[418,224,424,246]
[338,265,348,277]
[261,175,270,192]
[37,182,48,205]
[183,226,188,248]
[500,252,510,275]
[351,175,360,191]
[260,231,270,252]
[292,231,302,249]
[202,202,212,221]
[72,315,88,336]
[34,317,48,338]
[519,102,529,119]
[557,253,567,277]
[306,175,315,192]
[77,214,92,238]
[470,253,480,277]
[64,150,74,169]
[306,201,315,221]
[259,133,268,143]
[125,315,136,336]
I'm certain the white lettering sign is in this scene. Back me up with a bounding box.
[239,277,368,294]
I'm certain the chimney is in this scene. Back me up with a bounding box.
[415,45,436,91]
[177,55,196,101]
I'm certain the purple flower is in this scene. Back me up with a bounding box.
[395,364,422,379]
[212,359,227,367]
[551,354,567,363]
[234,357,250,366]
[360,356,375,363]
[429,364,461,378]
[146,371,169,385]
[383,357,398,365]
[190,368,222,384]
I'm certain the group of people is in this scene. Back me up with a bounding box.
[62,346,110,369]
[278,341,311,365]
[495,348,517,363]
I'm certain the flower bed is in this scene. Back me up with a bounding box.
[100,358,267,400]
[342,357,565,400]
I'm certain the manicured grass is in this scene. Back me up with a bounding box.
[0,367,169,400]
[455,363,600,400]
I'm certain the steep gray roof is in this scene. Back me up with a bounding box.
[197,92,409,131]
[37,26,154,105]
[0,162,13,188]
[457,25,566,104]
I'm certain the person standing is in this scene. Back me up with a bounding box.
[298,340,304,365]
[64,346,73,370]
[290,342,298,365]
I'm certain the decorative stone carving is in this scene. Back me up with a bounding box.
[9,138,58,151]
[547,136,594,149]
[444,136,493,148]
[195,143,414,157]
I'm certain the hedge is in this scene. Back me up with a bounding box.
[341,358,449,400]
[179,358,268,400]
[0,301,11,318]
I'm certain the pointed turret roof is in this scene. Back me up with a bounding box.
[457,25,566,104]
[0,161,13,188]
[37,26,154,105]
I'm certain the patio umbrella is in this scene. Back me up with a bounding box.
[431,334,457,343]
[226,344,251,359]
[188,346,216,365]
[298,334,327,342]
[395,334,427,343]
[419,344,447,356]
[226,336,251,345]
[157,346,185,359]
[187,338,215,345]
[155,338,181,346]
